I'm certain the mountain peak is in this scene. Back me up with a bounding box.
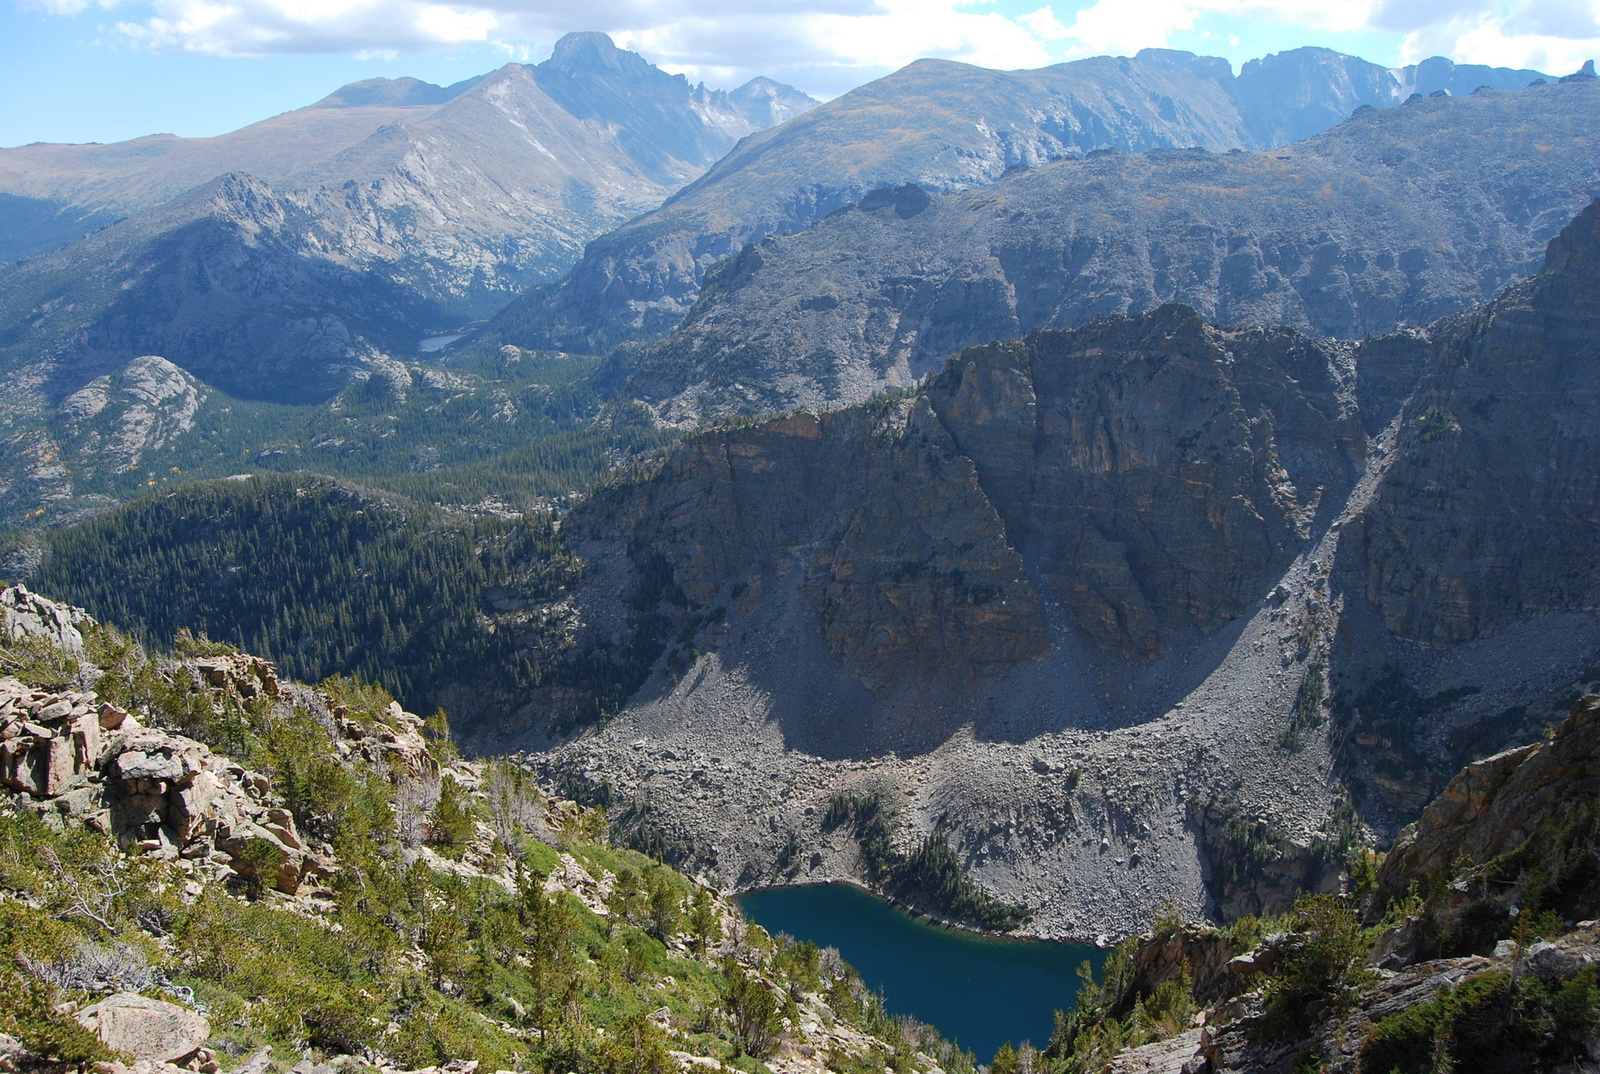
[316,73,484,108]
[1536,196,1600,314]
[547,31,628,72]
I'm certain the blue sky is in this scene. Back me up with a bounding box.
[1,0,1594,147]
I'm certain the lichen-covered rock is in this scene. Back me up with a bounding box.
[75,993,209,1064]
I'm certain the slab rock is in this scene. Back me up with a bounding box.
[76,994,209,1064]
[0,678,107,797]
[0,584,89,653]
[1377,693,1600,899]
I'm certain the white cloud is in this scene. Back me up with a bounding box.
[1017,0,1377,59]
[1379,0,1600,74]
[1019,4,1069,40]
[75,0,1057,96]
[20,0,1600,94]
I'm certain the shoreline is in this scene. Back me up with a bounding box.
[733,876,1111,948]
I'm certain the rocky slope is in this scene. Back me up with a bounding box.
[431,194,1600,940]
[0,585,959,1074]
[0,34,814,407]
[618,75,1600,421]
[1067,693,1600,1073]
[493,48,1549,354]
[0,354,208,521]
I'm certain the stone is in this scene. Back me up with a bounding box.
[117,750,185,784]
[75,994,209,1063]
[1378,696,1600,902]
[37,699,73,721]
[0,586,89,653]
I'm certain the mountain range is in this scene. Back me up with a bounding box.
[1,27,1597,933]
[0,43,1553,422]
[28,185,1600,940]
[0,33,814,407]
[5,27,1600,1072]
[618,76,1600,420]
[496,48,1551,355]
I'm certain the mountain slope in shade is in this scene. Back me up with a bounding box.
[616,77,1600,421]
[489,193,1600,938]
[491,46,1550,353]
[0,174,422,405]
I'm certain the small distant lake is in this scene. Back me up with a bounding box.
[738,883,1103,1060]
[419,332,466,353]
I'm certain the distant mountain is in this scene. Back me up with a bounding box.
[0,33,816,407]
[615,78,1600,421]
[0,33,814,268]
[0,174,420,405]
[493,46,1551,353]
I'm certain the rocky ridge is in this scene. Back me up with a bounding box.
[496,47,1551,355]
[617,76,1600,421]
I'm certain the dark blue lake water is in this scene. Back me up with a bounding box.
[737,883,1103,1060]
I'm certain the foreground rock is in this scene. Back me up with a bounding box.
[75,995,209,1065]
[0,592,441,896]
[1065,696,1600,1072]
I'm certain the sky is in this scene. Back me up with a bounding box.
[1,0,1597,147]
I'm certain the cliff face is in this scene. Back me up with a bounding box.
[1337,199,1600,647]
[573,401,1052,694]
[567,305,1368,699]
[1375,708,1593,898]
[926,314,1367,662]
[493,197,1600,938]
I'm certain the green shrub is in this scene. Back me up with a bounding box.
[236,836,286,899]
[722,960,781,1057]
[428,775,476,854]
[1258,895,1372,1040]
[0,966,118,1064]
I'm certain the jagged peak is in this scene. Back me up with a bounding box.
[542,30,659,81]
[1527,196,1600,317]
[1541,196,1600,275]
[1133,48,1233,80]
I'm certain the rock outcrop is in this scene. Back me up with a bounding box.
[0,590,452,896]
[75,995,209,1065]
[0,583,89,652]
[1376,694,1600,899]
[0,668,319,894]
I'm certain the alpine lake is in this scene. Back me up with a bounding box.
[737,883,1105,1060]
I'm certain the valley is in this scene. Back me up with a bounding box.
[2,24,1599,1074]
